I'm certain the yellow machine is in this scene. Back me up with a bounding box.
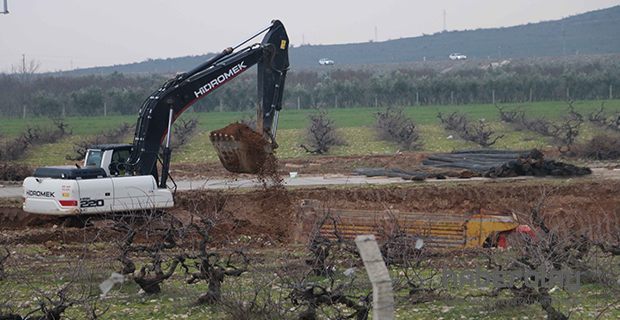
[295,200,520,249]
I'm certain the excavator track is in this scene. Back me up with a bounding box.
[210,122,273,174]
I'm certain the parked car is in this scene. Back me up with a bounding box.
[449,53,467,60]
[318,58,335,65]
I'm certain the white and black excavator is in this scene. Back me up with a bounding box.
[23,20,289,215]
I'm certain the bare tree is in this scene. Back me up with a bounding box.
[300,110,346,154]
[438,112,503,147]
[589,104,609,127]
[281,207,371,320]
[551,103,583,153]
[375,212,443,304]
[179,193,249,305]
[287,274,371,320]
[495,104,523,124]
[114,212,185,295]
[514,102,582,153]
[171,118,199,148]
[21,120,71,146]
[11,56,41,119]
[304,209,358,277]
[571,134,620,160]
[480,190,591,320]
[462,120,504,147]
[437,111,468,132]
[373,107,421,150]
[11,57,40,80]
[519,117,557,137]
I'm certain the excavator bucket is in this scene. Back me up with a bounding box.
[209,123,273,174]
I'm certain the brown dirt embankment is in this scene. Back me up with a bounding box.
[174,179,620,243]
[2,179,619,245]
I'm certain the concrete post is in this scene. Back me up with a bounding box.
[355,235,394,320]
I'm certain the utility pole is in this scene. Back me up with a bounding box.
[443,10,447,31]
[561,20,566,56]
[1,0,8,14]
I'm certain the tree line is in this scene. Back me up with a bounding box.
[0,56,619,118]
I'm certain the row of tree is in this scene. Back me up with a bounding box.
[1,56,619,117]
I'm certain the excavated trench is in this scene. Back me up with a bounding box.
[2,178,618,245]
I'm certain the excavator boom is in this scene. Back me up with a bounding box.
[127,20,289,181]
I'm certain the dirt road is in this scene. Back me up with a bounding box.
[4,168,618,199]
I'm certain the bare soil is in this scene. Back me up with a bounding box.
[210,122,272,174]
[3,177,617,245]
[171,152,431,179]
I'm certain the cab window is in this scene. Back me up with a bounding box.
[109,148,130,175]
[85,150,103,167]
[112,149,130,164]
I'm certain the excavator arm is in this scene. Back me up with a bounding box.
[127,20,289,185]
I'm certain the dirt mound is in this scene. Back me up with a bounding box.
[210,123,272,174]
[3,178,619,245]
[171,179,620,244]
[0,198,66,230]
[174,186,292,243]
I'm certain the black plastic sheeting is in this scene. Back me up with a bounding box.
[354,149,591,180]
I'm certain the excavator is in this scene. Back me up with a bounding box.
[22,20,289,215]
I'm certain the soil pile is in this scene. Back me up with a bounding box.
[2,179,619,244]
[174,187,292,243]
[210,122,272,174]
[172,179,620,243]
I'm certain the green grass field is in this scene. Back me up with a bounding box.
[0,99,617,166]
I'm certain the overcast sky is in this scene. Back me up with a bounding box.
[0,0,618,72]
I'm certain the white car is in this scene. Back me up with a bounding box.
[319,58,335,65]
[449,53,467,60]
